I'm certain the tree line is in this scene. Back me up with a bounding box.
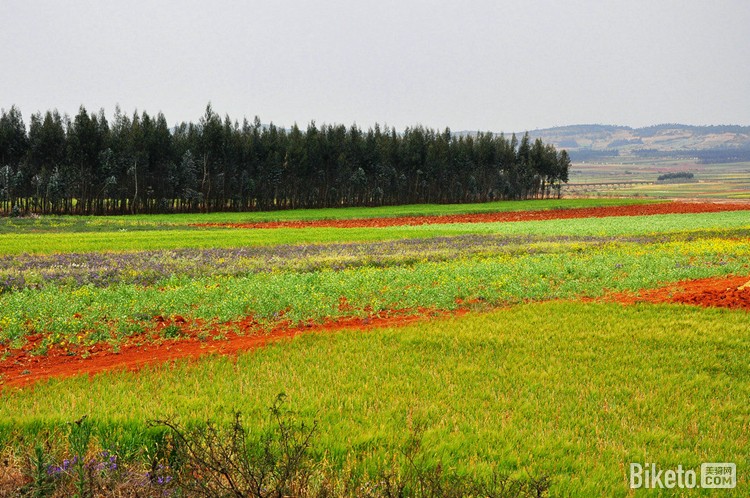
[0,104,570,215]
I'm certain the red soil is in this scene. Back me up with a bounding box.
[608,275,750,311]
[194,201,750,230]
[0,308,466,390]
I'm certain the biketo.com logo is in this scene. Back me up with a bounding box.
[630,462,736,489]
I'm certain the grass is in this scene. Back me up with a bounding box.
[2,302,748,496]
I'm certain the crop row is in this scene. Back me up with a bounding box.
[0,198,654,234]
[3,228,749,292]
[0,233,647,291]
[1,234,748,350]
[1,209,748,255]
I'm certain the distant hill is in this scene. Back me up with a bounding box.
[523,124,750,162]
[457,124,750,163]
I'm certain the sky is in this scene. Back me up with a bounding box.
[1,0,749,133]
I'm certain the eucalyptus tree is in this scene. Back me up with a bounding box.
[0,106,29,212]
[66,106,109,213]
[27,111,66,212]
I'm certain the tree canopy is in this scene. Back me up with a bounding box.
[0,105,570,215]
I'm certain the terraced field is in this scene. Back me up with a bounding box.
[1,198,748,496]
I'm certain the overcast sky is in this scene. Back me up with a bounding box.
[2,0,749,132]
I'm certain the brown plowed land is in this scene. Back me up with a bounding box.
[193,201,750,229]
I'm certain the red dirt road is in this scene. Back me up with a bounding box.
[194,201,750,229]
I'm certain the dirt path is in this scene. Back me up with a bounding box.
[194,201,750,229]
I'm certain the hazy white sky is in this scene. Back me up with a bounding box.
[2,0,749,132]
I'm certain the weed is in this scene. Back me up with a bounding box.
[21,444,55,498]
[154,394,551,497]
[67,416,92,497]
[161,324,182,339]
[155,393,317,497]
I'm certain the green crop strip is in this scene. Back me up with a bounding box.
[0,197,658,234]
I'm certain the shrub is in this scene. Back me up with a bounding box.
[657,172,694,181]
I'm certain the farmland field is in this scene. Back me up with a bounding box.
[1,197,749,496]
[564,159,750,199]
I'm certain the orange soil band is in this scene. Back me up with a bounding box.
[193,201,750,230]
[607,275,750,310]
[0,308,466,390]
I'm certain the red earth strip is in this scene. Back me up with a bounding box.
[192,201,750,229]
[606,275,750,310]
[0,308,466,390]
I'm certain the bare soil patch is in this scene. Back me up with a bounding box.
[608,275,750,310]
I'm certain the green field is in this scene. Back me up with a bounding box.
[3,303,749,496]
[1,198,749,496]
